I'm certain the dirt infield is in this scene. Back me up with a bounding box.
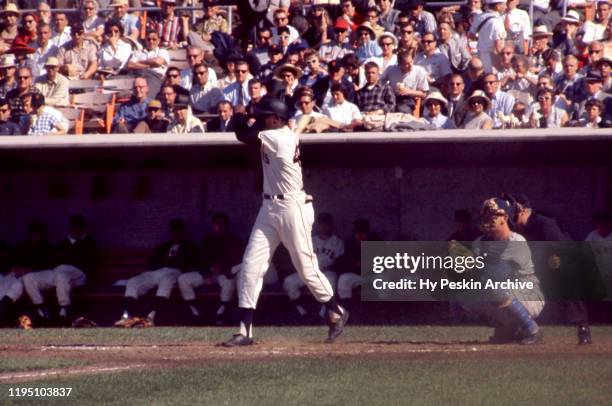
[2,333,612,383]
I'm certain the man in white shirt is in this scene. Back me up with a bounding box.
[477,0,507,73]
[381,50,429,114]
[504,0,531,55]
[51,12,71,48]
[583,0,610,43]
[271,8,300,45]
[128,30,170,79]
[31,23,59,78]
[180,46,217,91]
[223,60,251,109]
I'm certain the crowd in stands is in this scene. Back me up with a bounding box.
[0,0,610,135]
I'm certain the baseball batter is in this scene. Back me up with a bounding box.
[223,97,348,347]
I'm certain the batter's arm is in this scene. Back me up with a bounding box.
[234,113,261,147]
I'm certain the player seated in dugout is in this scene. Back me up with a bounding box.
[177,212,244,325]
[114,218,199,328]
[21,215,96,325]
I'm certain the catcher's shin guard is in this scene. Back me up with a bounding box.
[500,299,539,336]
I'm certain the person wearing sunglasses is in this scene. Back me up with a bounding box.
[223,60,252,108]
[396,22,419,57]
[189,62,224,114]
[461,90,493,129]
[81,0,105,45]
[6,67,42,125]
[127,30,170,80]
[271,8,299,46]
[15,12,38,45]
[318,19,353,63]
[414,32,452,86]
[528,87,568,128]
[57,22,98,80]
[98,19,132,78]
[133,99,169,133]
[0,97,20,135]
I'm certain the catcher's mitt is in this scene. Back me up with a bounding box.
[72,316,98,328]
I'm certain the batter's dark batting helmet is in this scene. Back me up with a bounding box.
[254,97,290,121]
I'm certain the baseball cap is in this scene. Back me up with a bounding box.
[585,70,604,82]
[334,19,350,31]
[481,197,515,220]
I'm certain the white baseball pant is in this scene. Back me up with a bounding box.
[124,267,181,299]
[0,274,24,302]
[178,272,236,302]
[22,265,86,306]
[239,198,334,309]
[337,273,362,300]
[283,271,337,301]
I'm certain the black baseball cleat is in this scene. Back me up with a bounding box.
[519,330,543,345]
[488,326,518,344]
[577,325,593,345]
[222,334,254,347]
[326,308,349,344]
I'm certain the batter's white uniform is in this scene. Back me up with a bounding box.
[239,126,335,309]
[283,234,344,300]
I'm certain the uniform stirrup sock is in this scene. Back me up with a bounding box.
[295,304,307,316]
[185,299,200,317]
[325,297,343,316]
[216,304,226,316]
[36,305,49,319]
[239,308,254,338]
[59,307,68,318]
[123,296,138,316]
[504,299,538,335]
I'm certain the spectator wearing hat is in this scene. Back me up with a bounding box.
[437,21,471,73]
[461,90,494,129]
[365,32,398,75]
[24,93,68,135]
[530,25,554,74]
[271,8,300,46]
[112,77,150,133]
[322,82,363,131]
[336,0,364,33]
[357,61,395,114]
[57,23,98,80]
[133,100,169,133]
[476,0,507,73]
[81,0,105,45]
[582,0,610,44]
[529,87,568,128]
[0,4,21,48]
[168,94,205,133]
[0,98,21,135]
[110,0,140,42]
[423,91,453,129]
[6,67,41,125]
[355,22,382,62]
[207,100,235,132]
[381,50,429,114]
[406,0,437,37]
[273,63,302,114]
[223,60,252,109]
[504,0,531,55]
[34,57,69,107]
[571,70,612,121]
[148,0,187,49]
[0,55,17,99]
[189,62,224,114]
[318,19,354,63]
[98,19,132,77]
[51,12,71,49]
[31,23,59,78]
[414,32,453,86]
[556,10,581,57]
[377,0,400,32]
[127,30,170,81]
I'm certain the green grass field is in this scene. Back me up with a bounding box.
[1,326,611,405]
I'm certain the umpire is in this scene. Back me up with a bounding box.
[507,193,596,345]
